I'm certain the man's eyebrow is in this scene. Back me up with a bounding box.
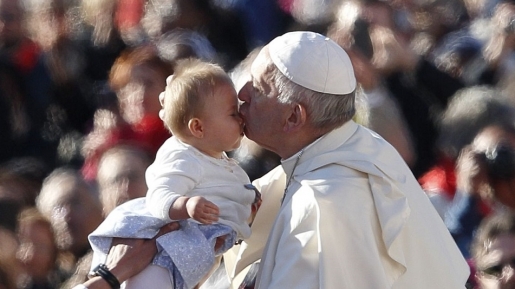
[253,79,269,96]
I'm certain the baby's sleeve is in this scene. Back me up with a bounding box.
[146,149,201,221]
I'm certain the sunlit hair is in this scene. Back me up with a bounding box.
[471,211,515,268]
[264,47,356,130]
[17,207,57,258]
[163,58,233,137]
[17,207,53,232]
[97,144,151,179]
[437,86,515,159]
[81,0,116,46]
[36,167,97,217]
[97,143,151,188]
[156,28,217,64]
[97,144,151,214]
[229,46,261,92]
[109,44,173,93]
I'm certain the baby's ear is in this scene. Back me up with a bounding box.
[188,118,204,138]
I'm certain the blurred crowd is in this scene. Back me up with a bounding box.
[2,0,515,288]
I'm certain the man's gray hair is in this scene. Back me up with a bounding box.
[437,85,515,159]
[271,66,356,129]
[36,167,97,216]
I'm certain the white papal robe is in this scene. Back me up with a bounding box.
[224,120,469,289]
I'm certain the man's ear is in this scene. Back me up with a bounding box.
[284,104,307,132]
[188,118,204,138]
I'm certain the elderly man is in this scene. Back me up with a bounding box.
[74,31,469,289]
[225,31,469,288]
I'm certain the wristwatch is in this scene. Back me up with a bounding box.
[88,263,121,289]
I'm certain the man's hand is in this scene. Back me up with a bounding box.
[105,222,180,283]
[456,146,489,197]
[186,196,219,224]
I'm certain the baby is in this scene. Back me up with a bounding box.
[88,58,260,289]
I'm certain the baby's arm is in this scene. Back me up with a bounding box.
[147,147,221,222]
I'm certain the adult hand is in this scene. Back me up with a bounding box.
[80,222,180,289]
[455,145,489,197]
[107,222,180,281]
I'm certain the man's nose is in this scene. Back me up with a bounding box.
[238,82,251,102]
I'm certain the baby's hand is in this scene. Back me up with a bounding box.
[214,235,227,252]
[186,196,219,224]
[244,184,262,222]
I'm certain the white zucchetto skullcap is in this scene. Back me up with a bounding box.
[268,31,356,95]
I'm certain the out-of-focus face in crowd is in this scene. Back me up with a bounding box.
[110,45,171,125]
[0,0,23,47]
[477,233,515,288]
[36,169,103,258]
[97,145,150,215]
[470,125,515,210]
[473,213,515,289]
[16,208,58,284]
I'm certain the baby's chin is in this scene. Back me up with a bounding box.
[229,136,243,151]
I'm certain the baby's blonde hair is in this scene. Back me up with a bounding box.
[162,58,233,137]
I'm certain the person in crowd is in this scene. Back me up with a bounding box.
[96,144,152,216]
[327,0,416,168]
[88,58,260,289]
[0,227,21,289]
[155,28,217,67]
[486,1,515,97]
[81,44,173,181]
[0,0,52,107]
[35,168,104,286]
[430,0,515,92]
[79,0,128,82]
[141,0,248,70]
[0,157,48,209]
[79,30,470,289]
[471,211,515,288]
[445,122,515,258]
[62,145,153,288]
[0,0,56,166]
[16,207,67,289]
[419,86,515,219]
[342,0,465,178]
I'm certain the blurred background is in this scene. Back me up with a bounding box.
[2,0,515,288]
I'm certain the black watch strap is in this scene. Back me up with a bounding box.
[88,263,121,289]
